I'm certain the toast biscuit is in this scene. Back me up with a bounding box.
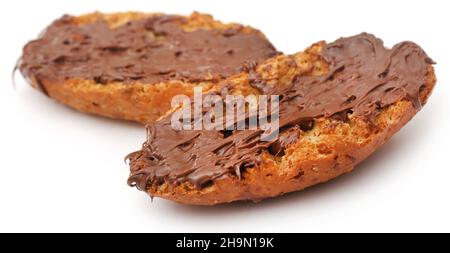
[126,33,436,205]
[19,12,278,123]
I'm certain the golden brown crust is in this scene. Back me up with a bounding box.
[42,79,213,123]
[144,43,436,205]
[26,12,271,123]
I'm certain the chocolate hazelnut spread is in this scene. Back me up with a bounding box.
[19,14,278,92]
[127,33,434,191]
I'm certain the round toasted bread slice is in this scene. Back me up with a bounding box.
[19,12,278,123]
[126,33,436,205]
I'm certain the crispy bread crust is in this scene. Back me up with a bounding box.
[25,12,271,123]
[139,43,436,205]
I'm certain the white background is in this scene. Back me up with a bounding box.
[1,0,449,232]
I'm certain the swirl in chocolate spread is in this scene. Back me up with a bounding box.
[19,14,278,90]
[128,33,434,191]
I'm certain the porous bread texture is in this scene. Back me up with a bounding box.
[138,42,436,205]
[26,12,270,123]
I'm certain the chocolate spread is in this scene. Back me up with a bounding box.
[20,14,278,91]
[127,33,434,191]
